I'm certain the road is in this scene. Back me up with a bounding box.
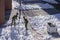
[7,1,60,40]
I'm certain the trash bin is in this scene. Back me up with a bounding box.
[47,23,57,33]
[0,0,5,25]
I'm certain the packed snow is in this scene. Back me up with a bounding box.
[27,14,60,33]
[19,3,54,10]
[1,0,60,40]
[12,0,20,9]
[0,14,60,40]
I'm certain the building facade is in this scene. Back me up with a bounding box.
[5,0,12,10]
[0,0,12,25]
[0,0,5,25]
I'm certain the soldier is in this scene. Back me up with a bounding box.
[23,16,28,30]
[11,13,18,26]
[23,16,28,36]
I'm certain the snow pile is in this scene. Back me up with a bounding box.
[43,0,58,4]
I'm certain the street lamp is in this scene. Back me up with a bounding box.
[19,0,22,20]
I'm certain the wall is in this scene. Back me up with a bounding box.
[0,0,5,25]
[5,0,12,10]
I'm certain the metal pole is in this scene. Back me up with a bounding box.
[18,0,22,20]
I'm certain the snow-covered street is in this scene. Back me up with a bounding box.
[1,13,60,40]
[0,0,60,40]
